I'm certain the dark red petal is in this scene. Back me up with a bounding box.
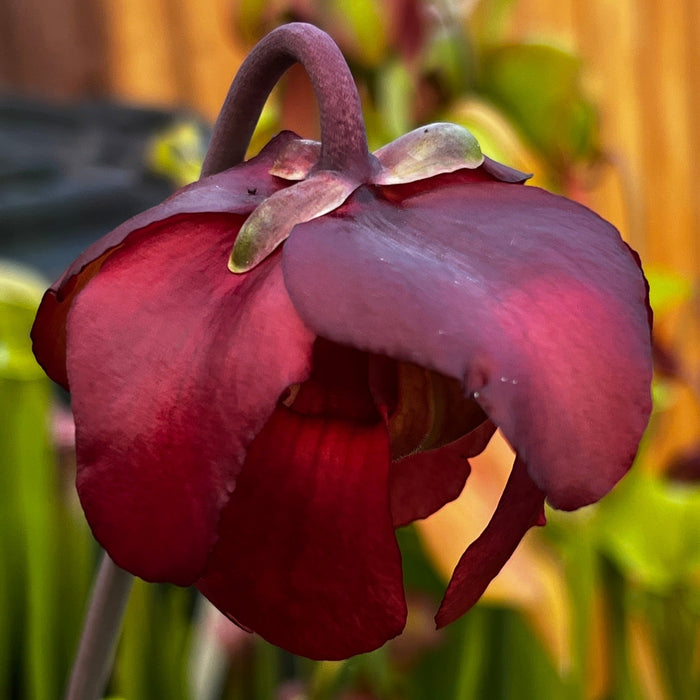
[283,183,652,510]
[68,213,314,585]
[390,420,496,527]
[290,337,380,422]
[196,407,407,660]
[31,131,301,388]
[435,456,545,628]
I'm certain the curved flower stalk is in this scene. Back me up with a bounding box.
[32,23,652,661]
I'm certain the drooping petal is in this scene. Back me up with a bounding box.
[282,182,652,510]
[435,456,545,628]
[31,131,302,389]
[196,405,407,660]
[390,420,496,528]
[68,213,314,585]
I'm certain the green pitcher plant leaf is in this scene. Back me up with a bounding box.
[596,471,700,591]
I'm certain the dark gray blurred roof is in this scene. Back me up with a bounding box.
[0,95,207,281]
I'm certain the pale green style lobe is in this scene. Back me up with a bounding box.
[229,172,357,273]
[269,139,322,180]
[371,123,484,185]
[230,124,485,273]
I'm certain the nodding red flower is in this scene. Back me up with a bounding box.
[31,23,652,660]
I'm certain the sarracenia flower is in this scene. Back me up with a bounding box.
[31,23,652,660]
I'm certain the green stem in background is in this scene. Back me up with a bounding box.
[188,597,231,700]
[64,553,133,700]
[601,558,639,700]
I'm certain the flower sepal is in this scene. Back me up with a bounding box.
[229,170,359,273]
[371,122,484,185]
[231,122,527,274]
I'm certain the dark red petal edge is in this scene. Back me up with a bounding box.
[435,456,545,628]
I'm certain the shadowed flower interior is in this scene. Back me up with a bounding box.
[30,23,653,660]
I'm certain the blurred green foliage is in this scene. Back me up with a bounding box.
[0,262,93,699]
[3,0,700,698]
[478,44,598,168]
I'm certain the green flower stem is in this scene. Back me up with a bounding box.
[201,23,375,180]
[65,552,134,700]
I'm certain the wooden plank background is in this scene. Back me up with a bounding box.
[1,0,698,460]
[510,0,700,462]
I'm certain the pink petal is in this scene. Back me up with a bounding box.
[31,131,301,389]
[282,182,652,510]
[196,406,407,660]
[390,421,496,527]
[68,213,314,585]
[435,456,545,628]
